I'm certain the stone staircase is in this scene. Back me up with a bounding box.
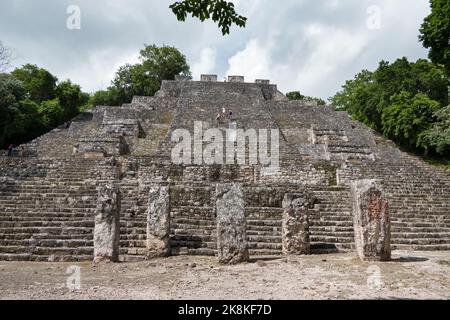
[0,158,101,261]
[337,144,450,251]
[1,77,449,263]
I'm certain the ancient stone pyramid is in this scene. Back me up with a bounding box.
[0,75,449,262]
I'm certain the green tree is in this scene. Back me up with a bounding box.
[0,73,26,147]
[374,58,448,107]
[14,99,43,143]
[11,64,57,103]
[331,58,448,155]
[38,98,64,129]
[423,105,450,155]
[331,69,383,130]
[286,91,304,100]
[419,0,450,75]
[139,44,191,86]
[56,80,89,120]
[89,88,120,107]
[99,44,191,106]
[0,74,43,147]
[381,92,441,152]
[286,90,326,106]
[111,64,139,104]
[170,0,247,35]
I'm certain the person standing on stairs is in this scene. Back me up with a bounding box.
[7,144,14,156]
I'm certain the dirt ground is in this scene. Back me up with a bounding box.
[0,250,449,300]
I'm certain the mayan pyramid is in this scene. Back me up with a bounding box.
[0,75,449,262]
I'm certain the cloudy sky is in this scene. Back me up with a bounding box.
[0,0,430,100]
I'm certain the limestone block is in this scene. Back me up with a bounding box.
[94,184,121,263]
[147,185,171,258]
[216,183,249,264]
[201,74,218,82]
[228,75,245,83]
[351,179,390,261]
[175,75,192,81]
[282,193,313,255]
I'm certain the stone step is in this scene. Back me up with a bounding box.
[0,253,93,262]
[119,234,146,241]
[0,239,93,247]
[309,226,354,232]
[0,226,92,235]
[0,221,94,228]
[310,235,353,243]
[392,232,450,239]
[391,238,450,245]
[247,235,281,243]
[392,221,450,228]
[119,247,148,255]
[391,243,450,250]
[171,222,216,231]
[391,226,450,233]
[170,247,216,256]
[171,217,216,226]
[119,240,146,247]
[247,242,282,250]
[171,234,216,243]
[247,219,282,226]
[248,249,282,256]
[0,233,92,240]
[310,231,354,237]
[0,245,93,255]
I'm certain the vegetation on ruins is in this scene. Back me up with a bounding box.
[90,44,191,107]
[331,0,450,161]
[286,91,326,106]
[0,63,89,149]
[169,0,247,35]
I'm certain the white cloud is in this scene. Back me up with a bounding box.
[0,0,431,99]
[225,25,369,98]
[62,48,140,93]
[191,48,217,79]
[226,39,271,80]
[293,24,369,96]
